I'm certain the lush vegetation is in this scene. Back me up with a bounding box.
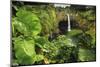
[12,2,96,66]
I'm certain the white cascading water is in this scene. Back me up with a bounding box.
[67,14,71,31]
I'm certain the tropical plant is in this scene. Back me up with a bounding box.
[12,7,43,65]
[12,1,96,65]
[12,8,42,37]
[42,35,78,63]
[13,36,44,65]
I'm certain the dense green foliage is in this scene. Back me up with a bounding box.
[12,2,96,66]
[12,8,41,36]
[13,36,44,65]
[78,48,96,61]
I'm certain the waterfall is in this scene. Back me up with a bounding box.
[67,14,71,31]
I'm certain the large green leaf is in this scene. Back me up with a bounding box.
[14,37,44,65]
[14,8,41,36]
[12,18,28,36]
[14,37,36,64]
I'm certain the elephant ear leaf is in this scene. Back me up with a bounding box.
[15,8,41,36]
[14,37,36,65]
[12,18,28,36]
